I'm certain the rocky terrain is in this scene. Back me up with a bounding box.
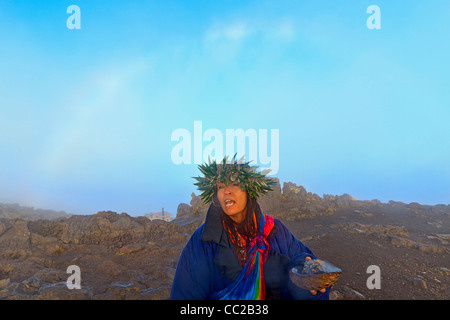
[0,178,448,300]
[0,203,71,221]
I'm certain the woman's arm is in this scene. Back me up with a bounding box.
[273,219,330,300]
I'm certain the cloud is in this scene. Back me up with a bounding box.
[205,18,296,43]
[205,21,252,42]
[271,19,295,40]
[202,17,297,63]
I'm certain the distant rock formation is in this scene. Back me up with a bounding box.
[0,203,70,221]
[0,211,193,263]
[173,178,450,223]
[0,211,191,300]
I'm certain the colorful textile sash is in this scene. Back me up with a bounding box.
[213,212,275,300]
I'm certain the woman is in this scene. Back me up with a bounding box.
[170,156,329,300]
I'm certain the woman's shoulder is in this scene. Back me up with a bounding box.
[183,223,217,253]
[186,223,206,244]
[268,217,303,245]
[183,224,219,257]
[271,217,292,235]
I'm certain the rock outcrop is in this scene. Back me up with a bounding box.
[0,211,190,300]
[0,182,449,300]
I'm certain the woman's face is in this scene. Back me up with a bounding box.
[216,181,247,223]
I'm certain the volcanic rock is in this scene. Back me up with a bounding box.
[0,183,448,300]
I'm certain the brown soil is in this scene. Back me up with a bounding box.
[288,205,450,300]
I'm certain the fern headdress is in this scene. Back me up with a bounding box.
[193,154,275,204]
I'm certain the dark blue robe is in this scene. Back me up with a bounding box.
[170,203,330,300]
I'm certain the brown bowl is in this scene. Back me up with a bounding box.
[289,259,342,291]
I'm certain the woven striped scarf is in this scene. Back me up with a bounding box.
[213,212,275,300]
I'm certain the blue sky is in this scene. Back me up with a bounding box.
[0,0,449,216]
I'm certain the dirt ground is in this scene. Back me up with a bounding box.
[287,206,449,300]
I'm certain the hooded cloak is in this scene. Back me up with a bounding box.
[170,202,330,300]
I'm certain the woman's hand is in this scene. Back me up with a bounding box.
[305,256,327,295]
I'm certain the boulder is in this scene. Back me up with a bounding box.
[34,282,93,300]
[0,219,31,249]
[330,286,365,300]
[412,277,427,290]
[258,178,283,214]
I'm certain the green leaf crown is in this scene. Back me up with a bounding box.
[193,154,276,204]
